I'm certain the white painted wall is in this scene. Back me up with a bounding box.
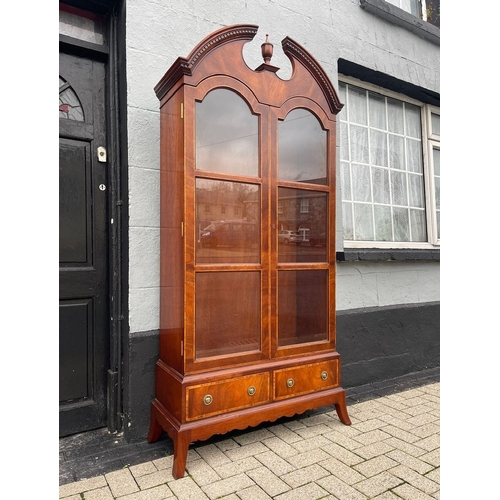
[126,0,440,333]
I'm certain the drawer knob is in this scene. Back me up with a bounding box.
[286,378,294,388]
[247,386,256,396]
[321,371,329,381]
[203,394,213,406]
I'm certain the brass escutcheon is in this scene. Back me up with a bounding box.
[203,394,213,406]
[286,378,294,388]
[321,371,328,381]
[247,386,256,396]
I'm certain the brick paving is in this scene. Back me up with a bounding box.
[59,369,439,499]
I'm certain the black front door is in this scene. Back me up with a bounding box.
[59,50,109,437]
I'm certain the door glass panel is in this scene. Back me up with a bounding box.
[278,108,327,184]
[278,188,327,263]
[196,179,260,264]
[195,271,261,358]
[278,270,328,347]
[196,89,259,177]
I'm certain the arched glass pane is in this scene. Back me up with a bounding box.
[59,77,84,121]
[278,108,327,184]
[196,89,259,176]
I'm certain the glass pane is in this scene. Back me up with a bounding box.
[437,211,440,239]
[343,202,354,240]
[340,161,351,201]
[196,89,259,176]
[354,203,374,240]
[431,113,440,136]
[389,134,405,170]
[369,92,386,130]
[59,77,84,122]
[405,103,422,139]
[391,171,408,206]
[370,129,388,167]
[350,125,369,164]
[278,270,328,347]
[196,179,260,264]
[372,167,391,204]
[408,173,424,208]
[388,98,404,134]
[340,122,349,161]
[393,207,410,241]
[195,272,260,358]
[410,209,427,241]
[435,176,440,210]
[278,109,327,184]
[352,164,371,202]
[433,147,440,176]
[374,205,392,241]
[59,7,106,45]
[406,139,423,173]
[278,188,327,263]
[348,86,367,125]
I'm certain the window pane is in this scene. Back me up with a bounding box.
[59,77,84,122]
[196,272,260,358]
[405,103,422,139]
[350,125,369,164]
[348,87,367,125]
[388,98,404,134]
[393,207,410,241]
[59,7,106,45]
[340,161,352,201]
[278,188,327,263]
[406,139,423,173]
[410,209,427,241]
[370,129,388,167]
[389,134,405,170]
[435,176,440,210]
[354,203,374,240]
[374,205,392,241]
[369,92,386,130]
[433,147,440,176]
[196,89,259,176]
[342,202,354,240]
[408,173,424,208]
[278,270,328,347]
[196,179,260,264]
[391,171,407,206]
[372,167,390,204]
[352,163,371,202]
[431,113,440,136]
[340,122,349,161]
[279,108,327,184]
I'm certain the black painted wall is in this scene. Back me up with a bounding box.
[123,301,439,442]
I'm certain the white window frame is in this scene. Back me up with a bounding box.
[338,75,439,249]
[385,0,429,21]
[300,198,309,213]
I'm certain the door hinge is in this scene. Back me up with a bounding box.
[181,340,184,357]
[180,103,184,119]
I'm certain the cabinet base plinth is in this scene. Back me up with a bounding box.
[148,387,351,479]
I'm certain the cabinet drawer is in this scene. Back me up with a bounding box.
[186,372,271,421]
[273,359,339,400]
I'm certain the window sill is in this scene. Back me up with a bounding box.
[359,0,440,45]
[337,248,440,262]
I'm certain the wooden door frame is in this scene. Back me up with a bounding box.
[59,0,128,434]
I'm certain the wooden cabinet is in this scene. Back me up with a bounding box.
[148,24,351,479]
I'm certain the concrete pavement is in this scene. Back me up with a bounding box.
[59,370,439,499]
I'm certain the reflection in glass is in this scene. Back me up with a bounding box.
[59,8,106,45]
[278,188,327,263]
[278,270,328,347]
[196,271,261,358]
[278,109,327,184]
[59,77,84,121]
[196,179,260,264]
[196,89,259,177]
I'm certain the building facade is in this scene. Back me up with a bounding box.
[59,0,439,442]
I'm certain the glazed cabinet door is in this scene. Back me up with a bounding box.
[184,82,270,372]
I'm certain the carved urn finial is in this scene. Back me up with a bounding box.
[261,34,273,64]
